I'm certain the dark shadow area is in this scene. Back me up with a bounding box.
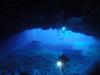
[89,61,100,75]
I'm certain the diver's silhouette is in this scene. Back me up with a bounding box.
[58,54,70,63]
[58,54,70,73]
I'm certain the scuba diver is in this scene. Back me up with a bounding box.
[58,54,69,63]
[57,54,70,75]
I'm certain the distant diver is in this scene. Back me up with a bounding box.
[57,54,70,73]
[58,54,70,63]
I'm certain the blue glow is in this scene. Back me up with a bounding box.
[3,28,97,53]
[57,61,63,67]
[62,27,66,31]
[1,28,100,75]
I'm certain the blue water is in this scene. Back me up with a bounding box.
[0,28,100,75]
